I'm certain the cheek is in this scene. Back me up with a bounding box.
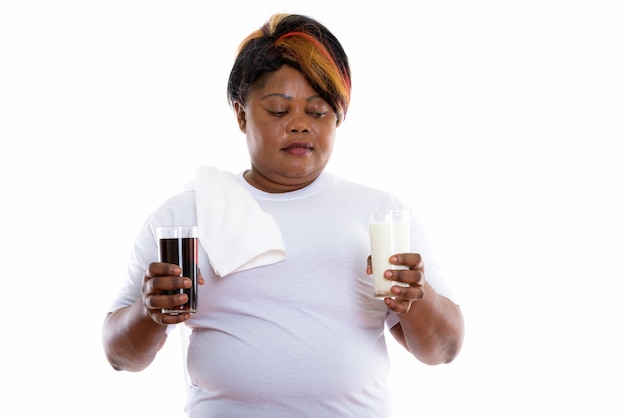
[245,131,261,157]
[248,115,280,138]
[245,123,275,155]
[319,125,337,150]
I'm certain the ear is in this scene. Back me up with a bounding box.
[234,101,246,133]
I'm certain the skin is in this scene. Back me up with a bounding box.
[102,65,464,372]
[367,254,465,364]
[233,66,339,193]
[103,264,206,372]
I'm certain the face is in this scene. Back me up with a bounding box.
[234,65,338,193]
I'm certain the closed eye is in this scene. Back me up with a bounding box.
[305,110,329,118]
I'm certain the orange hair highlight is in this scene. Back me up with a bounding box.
[276,31,351,119]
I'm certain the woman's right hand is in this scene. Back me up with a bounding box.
[142,262,200,324]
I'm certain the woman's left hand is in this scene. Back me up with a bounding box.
[367,253,425,315]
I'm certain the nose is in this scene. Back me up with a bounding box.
[287,112,310,133]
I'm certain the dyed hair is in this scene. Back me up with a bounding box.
[227,14,352,122]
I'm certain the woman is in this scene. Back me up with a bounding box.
[103,13,464,417]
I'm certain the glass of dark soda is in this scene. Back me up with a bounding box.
[156,225,199,315]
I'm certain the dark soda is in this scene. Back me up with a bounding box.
[158,236,198,314]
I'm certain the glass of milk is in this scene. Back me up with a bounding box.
[369,210,411,299]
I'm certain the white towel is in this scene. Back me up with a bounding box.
[194,165,286,277]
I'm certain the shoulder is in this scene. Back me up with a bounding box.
[149,190,197,226]
[327,173,408,208]
[158,189,196,208]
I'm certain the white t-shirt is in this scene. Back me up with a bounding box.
[109,171,455,417]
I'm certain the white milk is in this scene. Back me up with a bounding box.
[369,215,410,299]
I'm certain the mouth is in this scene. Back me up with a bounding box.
[282,141,313,156]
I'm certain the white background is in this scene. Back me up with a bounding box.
[2,1,625,417]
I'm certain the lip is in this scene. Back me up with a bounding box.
[282,141,313,156]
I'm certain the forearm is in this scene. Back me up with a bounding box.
[395,282,465,365]
[102,299,168,372]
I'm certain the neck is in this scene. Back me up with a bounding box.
[243,169,317,193]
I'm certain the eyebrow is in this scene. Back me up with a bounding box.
[260,93,322,102]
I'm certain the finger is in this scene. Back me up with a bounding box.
[147,262,182,278]
[415,268,425,287]
[390,282,412,300]
[391,268,424,286]
[413,285,425,301]
[390,253,424,271]
[384,297,413,315]
[145,292,189,311]
[384,268,419,287]
[149,310,191,325]
[156,276,192,291]
[145,276,191,295]
[390,279,424,301]
[161,312,191,324]
[366,255,372,275]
